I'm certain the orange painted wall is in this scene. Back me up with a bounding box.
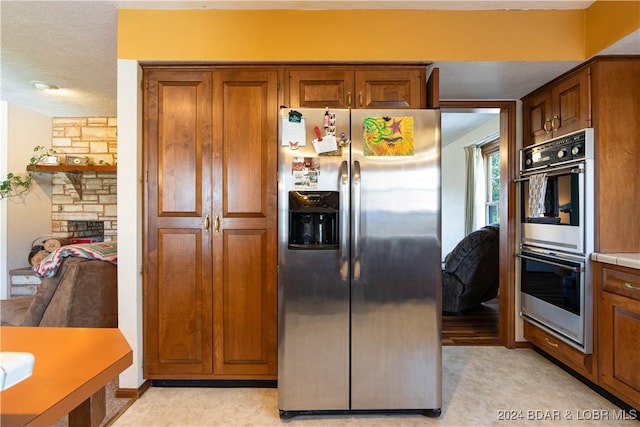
[118,9,586,61]
[585,0,640,56]
[118,2,639,62]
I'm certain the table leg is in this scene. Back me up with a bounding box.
[68,386,106,427]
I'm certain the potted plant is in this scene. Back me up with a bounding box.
[0,145,56,199]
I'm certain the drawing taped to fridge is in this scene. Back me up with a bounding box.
[363,116,415,156]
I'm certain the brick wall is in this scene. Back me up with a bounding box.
[49,117,117,240]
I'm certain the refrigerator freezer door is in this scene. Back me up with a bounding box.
[277,108,352,411]
[349,109,442,410]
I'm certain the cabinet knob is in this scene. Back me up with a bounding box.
[347,92,352,108]
[214,215,221,232]
[543,119,552,133]
[204,214,210,232]
[551,115,560,131]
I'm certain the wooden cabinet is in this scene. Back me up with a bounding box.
[523,321,597,382]
[522,67,590,146]
[598,263,640,409]
[287,66,426,109]
[143,67,278,379]
[522,56,640,253]
[590,58,640,253]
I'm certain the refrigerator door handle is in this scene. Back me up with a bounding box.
[339,160,349,281]
[353,160,361,280]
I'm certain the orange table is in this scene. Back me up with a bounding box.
[0,327,132,427]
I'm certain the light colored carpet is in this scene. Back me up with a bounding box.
[113,347,637,426]
[53,378,133,427]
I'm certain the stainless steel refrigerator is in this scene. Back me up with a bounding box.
[277,107,441,418]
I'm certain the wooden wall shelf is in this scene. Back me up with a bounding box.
[27,164,117,198]
[27,165,117,173]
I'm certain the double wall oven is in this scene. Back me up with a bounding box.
[517,128,594,353]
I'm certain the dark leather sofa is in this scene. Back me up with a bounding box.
[1,257,117,327]
[442,224,499,313]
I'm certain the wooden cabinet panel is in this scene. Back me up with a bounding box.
[214,230,276,376]
[599,265,640,409]
[287,66,426,109]
[213,69,278,378]
[356,69,422,109]
[289,69,354,109]
[151,230,213,373]
[144,70,214,377]
[217,70,275,217]
[522,91,553,146]
[591,59,640,253]
[553,68,590,136]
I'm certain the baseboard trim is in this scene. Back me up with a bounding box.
[116,379,152,399]
[151,379,278,388]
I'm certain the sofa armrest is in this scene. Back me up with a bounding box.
[0,297,34,326]
[39,259,118,327]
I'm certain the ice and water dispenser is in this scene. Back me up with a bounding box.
[288,191,339,249]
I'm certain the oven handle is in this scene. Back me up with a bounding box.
[516,252,584,273]
[515,164,584,182]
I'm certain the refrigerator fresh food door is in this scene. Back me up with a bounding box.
[277,108,352,411]
[349,109,442,410]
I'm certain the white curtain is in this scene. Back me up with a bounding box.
[464,145,485,235]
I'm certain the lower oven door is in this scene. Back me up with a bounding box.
[518,249,592,353]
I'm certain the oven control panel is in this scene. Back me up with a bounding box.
[521,129,593,172]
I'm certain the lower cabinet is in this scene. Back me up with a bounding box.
[527,261,640,410]
[598,264,640,408]
[523,321,596,382]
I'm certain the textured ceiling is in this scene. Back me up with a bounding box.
[1,0,638,120]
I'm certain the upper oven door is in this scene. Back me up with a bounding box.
[519,164,586,254]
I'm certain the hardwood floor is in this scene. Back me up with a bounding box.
[442,299,499,345]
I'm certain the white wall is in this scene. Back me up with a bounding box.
[117,59,144,389]
[0,103,52,298]
[0,102,7,298]
[441,115,499,260]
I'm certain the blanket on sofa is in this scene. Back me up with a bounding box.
[33,241,118,278]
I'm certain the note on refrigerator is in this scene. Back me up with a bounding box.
[281,116,306,149]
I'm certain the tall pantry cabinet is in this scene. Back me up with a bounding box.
[143,67,278,379]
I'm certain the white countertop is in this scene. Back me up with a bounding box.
[591,252,640,270]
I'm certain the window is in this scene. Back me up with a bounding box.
[482,140,500,225]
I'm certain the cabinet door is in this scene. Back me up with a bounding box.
[551,68,590,137]
[288,69,354,108]
[144,70,214,376]
[355,69,425,109]
[599,266,640,408]
[212,69,278,378]
[522,91,553,146]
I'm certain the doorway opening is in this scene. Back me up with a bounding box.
[440,101,517,348]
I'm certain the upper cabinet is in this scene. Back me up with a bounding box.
[287,66,427,109]
[522,67,591,146]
